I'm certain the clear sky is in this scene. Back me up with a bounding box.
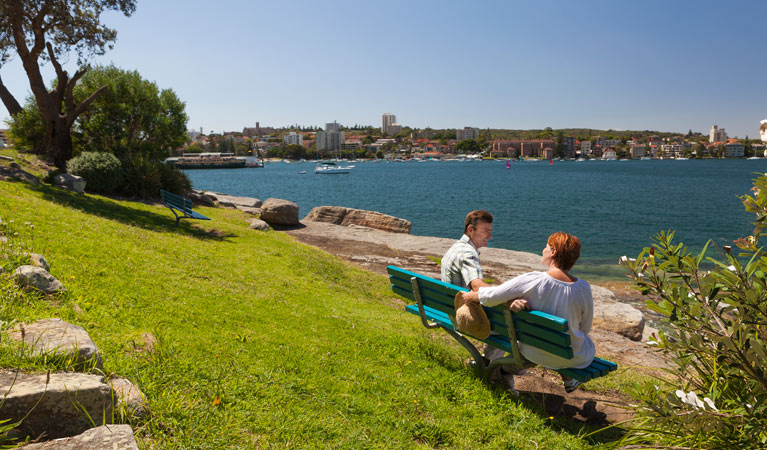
[1,0,766,137]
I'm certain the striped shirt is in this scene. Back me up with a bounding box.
[441,234,483,289]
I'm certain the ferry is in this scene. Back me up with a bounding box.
[166,152,247,169]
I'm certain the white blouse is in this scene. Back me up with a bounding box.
[478,271,595,369]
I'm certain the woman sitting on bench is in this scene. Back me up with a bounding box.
[460,231,594,393]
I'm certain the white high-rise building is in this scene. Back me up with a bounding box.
[316,122,344,151]
[283,131,303,146]
[382,113,401,136]
[709,125,728,143]
[456,127,479,141]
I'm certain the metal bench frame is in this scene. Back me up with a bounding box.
[160,189,211,225]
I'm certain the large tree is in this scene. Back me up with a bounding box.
[0,1,136,169]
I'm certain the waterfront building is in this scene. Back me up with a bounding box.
[709,125,727,143]
[316,122,345,152]
[382,113,402,136]
[564,136,576,159]
[542,147,554,160]
[602,149,617,160]
[661,143,685,158]
[580,140,592,156]
[724,141,745,158]
[630,144,646,159]
[456,127,479,141]
[490,139,556,158]
[283,131,303,146]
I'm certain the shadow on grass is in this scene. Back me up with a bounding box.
[28,183,236,241]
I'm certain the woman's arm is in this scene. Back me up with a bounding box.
[475,272,540,307]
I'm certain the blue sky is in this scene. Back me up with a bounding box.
[1,0,766,137]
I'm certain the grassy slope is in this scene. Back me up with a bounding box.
[0,176,621,449]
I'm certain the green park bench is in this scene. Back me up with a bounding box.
[387,265,618,383]
[160,189,211,225]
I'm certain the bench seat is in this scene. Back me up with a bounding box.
[388,265,618,383]
[161,189,211,225]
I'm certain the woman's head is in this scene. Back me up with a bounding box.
[544,232,581,271]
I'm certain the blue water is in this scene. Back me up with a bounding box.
[184,159,767,280]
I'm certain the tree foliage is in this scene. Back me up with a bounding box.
[0,0,136,169]
[618,175,767,449]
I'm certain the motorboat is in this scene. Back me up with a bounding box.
[314,161,353,174]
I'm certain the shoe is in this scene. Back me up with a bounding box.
[564,378,582,394]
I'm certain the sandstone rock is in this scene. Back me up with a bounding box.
[52,174,86,194]
[218,194,262,208]
[239,206,261,216]
[0,166,41,185]
[304,206,412,233]
[19,424,138,449]
[12,266,65,294]
[260,198,299,226]
[0,370,113,440]
[189,190,216,207]
[247,218,270,231]
[591,285,645,341]
[8,319,102,370]
[28,253,50,272]
[108,377,148,418]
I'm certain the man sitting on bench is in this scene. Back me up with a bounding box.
[460,232,594,394]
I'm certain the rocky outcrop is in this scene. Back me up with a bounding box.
[204,192,262,209]
[29,253,50,272]
[52,174,85,194]
[108,377,148,418]
[19,424,138,449]
[188,190,216,206]
[0,371,113,440]
[260,198,299,226]
[0,163,41,185]
[247,218,270,231]
[591,286,646,341]
[7,319,103,370]
[12,265,65,294]
[304,206,412,233]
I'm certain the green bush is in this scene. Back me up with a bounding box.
[66,152,123,194]
[158,162,191,195]
[119,154,162,200]
[618,175,767,449]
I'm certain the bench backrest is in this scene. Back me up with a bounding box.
[387,265,575,360]
[161,189,193,211]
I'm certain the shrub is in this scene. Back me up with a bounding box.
[66,152,123,194]
[617,174,767,449]
[119,154,162,200]
[158,162,191,195]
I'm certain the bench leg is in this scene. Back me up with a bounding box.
[442,328,487,370]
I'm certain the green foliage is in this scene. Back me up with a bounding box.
[118,154,162,200]
[456,139,480,154]
[67,152,123,194]
[158,162,191,196]
[617,175,767,449]
[6,98,45,154]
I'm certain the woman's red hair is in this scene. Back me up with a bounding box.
[547,232,581,271]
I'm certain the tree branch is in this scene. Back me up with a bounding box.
[0,73,22,116]
[71,85,106,120]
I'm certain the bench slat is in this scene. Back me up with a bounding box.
[516,332,574,359]
[557,367,593,382]
[593,357,618,372]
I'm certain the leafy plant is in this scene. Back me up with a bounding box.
[617,174,767,449]
[67,152,123,194]
[119,154,162,200]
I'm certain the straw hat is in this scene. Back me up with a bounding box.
[454,291,491,339]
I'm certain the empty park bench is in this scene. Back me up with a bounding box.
[387,265,617,384]
[160,189,211,225]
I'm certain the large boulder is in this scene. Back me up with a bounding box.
[12,265,65,294]
[247,218,270,231]
[52,173,86,194]
[0,370,113,440]
[188,190,216,207]
[7,319,103,370]
[304,206,412,233]
[203,192,262,209]
[19,424,138,449]
[591,285,645,341]
[260,198,299,226]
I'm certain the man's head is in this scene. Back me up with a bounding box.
[464,210,493,249]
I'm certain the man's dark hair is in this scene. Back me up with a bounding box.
[464,210,493,233]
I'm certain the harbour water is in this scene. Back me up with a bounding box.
[184,159,767,280]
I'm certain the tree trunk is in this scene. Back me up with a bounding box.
[0,75,22,116]
[42,116,73,171]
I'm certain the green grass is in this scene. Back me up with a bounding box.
[0,176,641,449]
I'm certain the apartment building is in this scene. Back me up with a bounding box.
[710,125,727,143]
[316,122,345,151]
[456,127,479,141]
[490,139,557,158]
[283,131,303,146]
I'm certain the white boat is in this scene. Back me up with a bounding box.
[315,161,353,174]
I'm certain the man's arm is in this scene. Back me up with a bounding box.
[469,278,489,291]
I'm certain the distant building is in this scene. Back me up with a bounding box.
[243,122,276,137]
[490,139,556,158]
[580,141,592,155]
[542,147,555,160]
[283,131,303,146]
[630,144,646,159]
[724,141,745,158]
[456,127,479,141]
[602,149,617,160]
[316,122,345,152]
[563,136,576,158]
[709,125,727,143]
[382,113,402,136]
[661,143,685,158]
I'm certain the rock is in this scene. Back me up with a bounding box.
[590,329,670,370]
[219,194,262,209]
[0,370,113,440]
[28,253,50,271]
[260,198,299,226]
[591,285,645,341]
[0,155,13,161]
[52,174,86,194]
[239,207,261,216]
[12,265,65,294]
[303,206,412,233]
[7,319,103,370]
[247,218,270,231]
[19,424,137,449]
[108,377,148,419]
[189,190,216,207]
[0,166,41,185]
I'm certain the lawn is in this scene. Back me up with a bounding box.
[0,174,630,449]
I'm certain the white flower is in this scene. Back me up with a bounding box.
[637,273,644,279]
[619,256,628,264]
[727,265,737,272]
[703,397,718,411]
[676,389,705,409]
